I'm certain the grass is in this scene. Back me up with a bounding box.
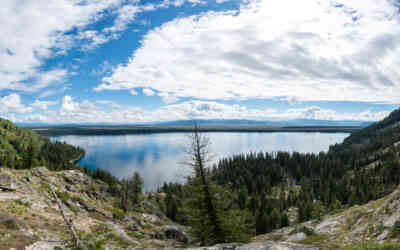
[342,243,400,250]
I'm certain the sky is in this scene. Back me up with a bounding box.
[1,0,400,124]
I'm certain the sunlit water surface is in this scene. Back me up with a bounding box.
[53,132,349,190]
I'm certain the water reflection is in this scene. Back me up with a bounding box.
[53,132,349,190]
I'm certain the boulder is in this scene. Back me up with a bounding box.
[314,218,342,234]
[287,232,307,242]
[0,173,19,191]
[163,225,189,243]
[106,222,139,245]
[142,213,161,224]
[63,170,89,185]
[31,167,50,177]
[78,200,96,212]
[377,229,390,241]
[25,241,62,250]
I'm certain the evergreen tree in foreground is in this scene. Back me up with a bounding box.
[182,125,252,245]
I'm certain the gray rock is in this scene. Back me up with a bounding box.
[0,172,19,191]
[287,232,307,242]
[142,213,161,224]
[180,241,320,250]
[25,241,62,250]
[236,241,321,250]
[163,225,190,243]
[377,229,390,241]
[314,218,342,234]
[31,166,50,177]
[0,192,21,200]
[107,222,139,245]
[63,170,89,185]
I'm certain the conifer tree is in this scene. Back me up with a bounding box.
[183,125,252,245]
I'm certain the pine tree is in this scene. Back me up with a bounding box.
[129,172,143,205]
[183,125,251,245]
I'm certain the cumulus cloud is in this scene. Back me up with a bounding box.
[32,69,69,90]
[15,97,391,124]
[97,0,400,104]
[0,0,125,91]
[0,94,33,114]
[143,88,156,96]
[95,100,122,109]
[104,4,141,33]
[0,0,226,92]
[32,100,58,111]
[158,92,180,103]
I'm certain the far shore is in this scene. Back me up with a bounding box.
[29,125,361,137]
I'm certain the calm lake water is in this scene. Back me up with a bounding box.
[53,132,349,190]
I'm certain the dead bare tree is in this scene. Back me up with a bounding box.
[48,184,82,249]
[38,174,85,250]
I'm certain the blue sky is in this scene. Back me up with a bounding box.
[0,0,399,124]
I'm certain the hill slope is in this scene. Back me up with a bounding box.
[0,118,84,170]
[255,183,400,249]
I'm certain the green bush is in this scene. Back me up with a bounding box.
[56,191,70,204]
[111,208,125,220]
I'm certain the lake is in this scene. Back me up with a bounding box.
[53,132,349,190]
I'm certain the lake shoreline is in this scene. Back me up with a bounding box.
[31,125,361,137]
[52,132,350,190]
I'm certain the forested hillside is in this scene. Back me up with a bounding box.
[0,118,84,170]
[160,107,400,240]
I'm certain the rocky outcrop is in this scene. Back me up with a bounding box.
[161,241,320,250]
[255,185,400,247]
[0,172,19,191]
[0,167,189,249]
[235,241,320,250]
[287,232,307,242]
[25,241,63,250]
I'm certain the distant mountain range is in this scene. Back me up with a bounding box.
[19,119,373,128]
[153,119,373,127]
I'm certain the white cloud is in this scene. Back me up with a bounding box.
[143,88,156,96]
[98,0,400,104]
[158,92,180,103]
[0,94,33,114]
[0,0,125,91]
[32,69,69,90]
[103,4,141,33]
[16,97,391,124]
[32,100,58,111]
[95,100,122,109]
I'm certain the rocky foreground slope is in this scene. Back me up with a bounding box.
[255,185,400,249]
[0,166,191,249]
[0,166,323,250]
[3,166,400,249]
